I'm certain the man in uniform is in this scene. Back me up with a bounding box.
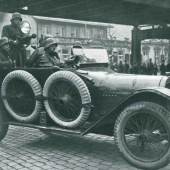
[0,37,13,69]
[1,12,26,67]
[26,38,60,67]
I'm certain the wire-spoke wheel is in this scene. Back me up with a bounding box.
[1,70,42,122]
[114,102,170,170]
[5,79,35,116]
[48,79,82,121]
[43,71,91,128]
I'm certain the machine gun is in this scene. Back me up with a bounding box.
[16,34,36,46]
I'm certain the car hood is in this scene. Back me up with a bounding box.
[77,70,168,91]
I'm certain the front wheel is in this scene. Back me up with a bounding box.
[114,102,170,170]
[0,106,9,141]
[0,122,8,141]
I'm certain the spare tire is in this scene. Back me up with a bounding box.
[43,71,91,128]
[1,70,42,122]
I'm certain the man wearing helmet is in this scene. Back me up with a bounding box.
[1,12,26,67]
[26,38,60,67]
[2,12,23,40]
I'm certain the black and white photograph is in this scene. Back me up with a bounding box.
[0,0,170,169]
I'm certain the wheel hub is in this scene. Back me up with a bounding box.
[137,133,148,151]
[59,94,72,105]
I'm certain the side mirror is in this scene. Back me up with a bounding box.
[21,21,31,34]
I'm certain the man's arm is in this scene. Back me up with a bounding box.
[0,61,12,67]
[25,48,42,67]
[2,25,19,41]
[1,26,10,38]
[0,54,12,68]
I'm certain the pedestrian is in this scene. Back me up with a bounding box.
[118,61,124,73]
[160,59,166,75]
[131,63,138,74]
[153,62,158,75]
[123,60,129,73]
[147,58,154,75]
[140,62,147,74]
[166,62,170,72]
[0,37,13,69]
[108,55,115,70]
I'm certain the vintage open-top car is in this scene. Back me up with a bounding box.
[0,56,170,170]
[0,22,170,170]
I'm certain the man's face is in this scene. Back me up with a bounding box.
[2,43,10,53]
[48,44,57,52]
[12,18,22,27]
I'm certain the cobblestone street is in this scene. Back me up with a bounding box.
[0,126,169,170]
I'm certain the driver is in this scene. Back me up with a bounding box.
[26,38,60,67]
[69,41,88,65]
[1,12,26,67]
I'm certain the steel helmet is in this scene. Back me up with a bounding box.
[44,38,58,49]
[74,41,82,47]
[11,12,22,21]
[39,34,53,47]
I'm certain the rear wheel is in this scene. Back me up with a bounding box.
[1,70,42,122]
[114,102,170,170]
[43,71,91,128]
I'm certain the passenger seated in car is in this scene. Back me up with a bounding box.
[26,38,60,67]
[66,41,87,67]
[0,37,13,69]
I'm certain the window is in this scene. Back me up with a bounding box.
[154,47,161,57]
[142,46,150,56]
[71,26,75,37]
[76,28,80,38]
[125,54,130,62]
[90,28,93,38]
[118,50,123,55]
[164,47,168,56]
[55,26,61,37]
[62,27,66,37]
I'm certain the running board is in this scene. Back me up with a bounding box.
[9,122,82,135]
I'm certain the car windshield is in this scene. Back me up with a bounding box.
[72,47,109,64]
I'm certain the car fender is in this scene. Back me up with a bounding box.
[135,86,170,99]
[82,86,170,135]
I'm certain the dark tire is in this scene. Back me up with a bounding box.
[0,99,9,141]
[0,113,8,141]
[1,70,42,122]
[43,71,91,128]
[114,101,170,170]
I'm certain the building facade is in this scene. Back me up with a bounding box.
[34,16,108,40]
[0,12,112,55]
[0,12,169,66]
[141,40,170,65]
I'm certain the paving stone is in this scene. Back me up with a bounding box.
[0,126,169,170]
[85,166,99,170]
[29,166,42,170]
